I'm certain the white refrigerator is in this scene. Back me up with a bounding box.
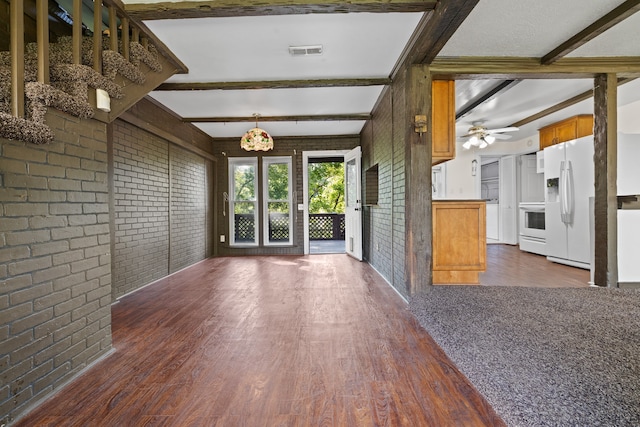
[544,136,594,269]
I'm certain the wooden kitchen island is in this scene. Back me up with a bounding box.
[432,200,486,284]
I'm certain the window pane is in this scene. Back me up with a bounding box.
[346,158,357,207]
[234,165,256,201]
[268,202,289,242]
[268,163,289,200]
[234,202,255,242]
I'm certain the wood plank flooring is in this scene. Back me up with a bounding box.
[16,255,504,426]
[480,244,591,288]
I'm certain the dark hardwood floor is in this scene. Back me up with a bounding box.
[480,244,591,288]
[16,255,504,427]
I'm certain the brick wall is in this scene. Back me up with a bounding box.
[169,145,206,273]
[213,136,358,256]
[360,71,408,298]
[0,110,112,424]
[111,120,210,299]
[111,121,170,298]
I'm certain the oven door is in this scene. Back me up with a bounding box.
[519,206,546,239]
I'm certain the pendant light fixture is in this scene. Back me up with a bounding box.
[240,114,274,151]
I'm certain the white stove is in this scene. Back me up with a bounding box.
[519,202,546,255]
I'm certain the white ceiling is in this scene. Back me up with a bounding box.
[121,0,640,144]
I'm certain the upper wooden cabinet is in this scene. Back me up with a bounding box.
[539,115,594,150]
[432,80,455,165]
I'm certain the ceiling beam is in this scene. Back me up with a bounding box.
[391,0,479,78]
[183,114,371,123]
[455,79,521,120]
[541,0,640,65]
[156,78,391,91]
[125,0,436,20]
[430,57,640,79]
[510,77,635,128]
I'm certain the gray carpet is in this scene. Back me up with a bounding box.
[410,286,640,427]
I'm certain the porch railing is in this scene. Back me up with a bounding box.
[233,213,345,242]
[309,213,345,240]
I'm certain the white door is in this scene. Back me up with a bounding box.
[344,146,362,260]
[499,155,518,244]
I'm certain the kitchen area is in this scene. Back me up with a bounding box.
[439,113,640,288]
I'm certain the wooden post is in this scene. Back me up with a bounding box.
[73,0,82,64]
[405,65,433,296]
[109,5,118,52]
[10,0,25,118]
[36,0,49,83]
[93,0,103,73]
[593,74,618,287]
[121,17,130,60]
[132,27,140,44]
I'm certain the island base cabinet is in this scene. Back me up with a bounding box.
[432,201,487,284]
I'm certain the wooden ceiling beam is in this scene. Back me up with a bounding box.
[455,79,521,120]
[430,57,640,79]
[510,77,635,128]
[125,0,436,20]
[391,0,479,78]
[183,114,371,123]
[156,78,391,91]
[541,0,640,65]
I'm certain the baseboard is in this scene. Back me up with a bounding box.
[10,347,116,426]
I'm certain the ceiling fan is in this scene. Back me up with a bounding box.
[459,124,519,150]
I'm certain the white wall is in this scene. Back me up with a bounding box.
[443,134,540,198]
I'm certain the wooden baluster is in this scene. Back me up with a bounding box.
[109,5,118,52]
[93,0,103,73]
[36,0,49,83]
[72,0,82,64]
[121,17,130,60]
[132,26,140,44]
[10,0,24,118]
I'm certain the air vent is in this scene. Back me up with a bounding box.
[289,45,323,56]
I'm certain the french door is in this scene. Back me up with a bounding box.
[344,146,362,260]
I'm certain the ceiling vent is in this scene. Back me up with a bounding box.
[289,45,323,57]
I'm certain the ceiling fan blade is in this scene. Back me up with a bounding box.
[492,133,512,140]
[485,126,519,134]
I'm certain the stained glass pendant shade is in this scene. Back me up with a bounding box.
[241,114,274,151]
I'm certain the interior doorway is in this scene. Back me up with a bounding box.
[302,150,349,254]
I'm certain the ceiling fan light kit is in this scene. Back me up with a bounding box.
[460,125,518,150]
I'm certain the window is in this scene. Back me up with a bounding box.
[229,158,258,246]
[263,157,293,245]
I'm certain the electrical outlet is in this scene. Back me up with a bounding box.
[376,243,379,251]
[220,235,226,243]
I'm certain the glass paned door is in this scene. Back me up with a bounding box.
[263,157,293,245]
[229,158,258,245]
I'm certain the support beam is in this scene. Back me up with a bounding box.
[183,114,371,123]
[541,0,640,65]
[156,78,391,91]
[456,79,520,120]
[10,0,24,118]
[125,0,437,20]
[430,57,640,79]
[392,0,479,78]
[405,65,433,296]
[511,78,635,128]
[592,74,618,287]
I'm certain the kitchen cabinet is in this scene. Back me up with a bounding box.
[432,80,455,165]
[539,114,593,150]
[433,200,486,284]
